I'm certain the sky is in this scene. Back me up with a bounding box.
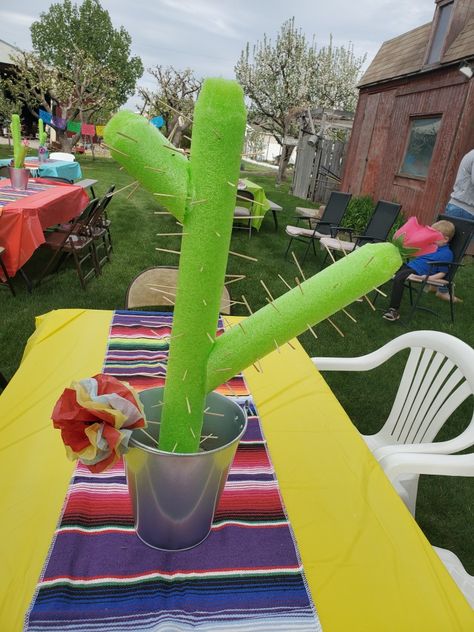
[1,0,437,110]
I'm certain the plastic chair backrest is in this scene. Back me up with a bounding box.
[49,152,75,162]
[125,266,231,314]
[357,200,401,246]
[316,191,352,235]
[436,214,474,281]
[378,332,474,445]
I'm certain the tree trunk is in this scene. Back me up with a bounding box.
[276,144,294,184]
[56,129,74,152]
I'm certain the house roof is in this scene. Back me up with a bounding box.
[359,16,474,87]
[0,39,21,65]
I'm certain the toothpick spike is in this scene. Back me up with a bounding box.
[190,427,196,438]
[156,232,187,237]
[227,181,236,187]
[172,442,178,453]
[291,251,306,280]
[138,427,158,444]
[182,369,188,381]
[155,247,181,255]
[278,273,293,291]
[145,165,166,173]
[229,250,258,262]
[374,287,387,298]
[241,294,253,315]
[265,297,281,314]
[214,230,221,237]
[238,321,247,335]
[163,295,175,305]
[102,143,129,157]
[224,275,246,286]
[206,332,215,344]
[364,294,376,311]
[327,317,345,337]
[307,323,318,340]
[185,396,191,414]
[342,308,357,323]
[324,244,337,263]
[295,277,304,295]
[287,340,296,350]
[116,131,138,143]
[127,182,140,200]
[273,339,281,353]
[202,298,207,306]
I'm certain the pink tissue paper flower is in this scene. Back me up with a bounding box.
[393,216,444,257]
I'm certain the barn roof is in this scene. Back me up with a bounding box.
[359,16,474,87]
[0,39,21,65]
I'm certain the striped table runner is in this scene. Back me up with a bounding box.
[25,311,322,632]
[0,182,54,208]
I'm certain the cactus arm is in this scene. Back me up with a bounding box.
[104,111,189,223]
[159,79,246,452]
[206,242,402,392]
[38,119,47,146]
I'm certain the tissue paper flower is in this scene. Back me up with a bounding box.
[52,374,146,473]
[392,216,444,258]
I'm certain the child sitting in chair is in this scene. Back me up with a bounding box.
[383,220,455,321]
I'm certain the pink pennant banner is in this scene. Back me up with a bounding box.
[81,123,96,136]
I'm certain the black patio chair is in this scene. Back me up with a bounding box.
[403,214,474,323]
[284,191,352,263]
[319,199,401,267]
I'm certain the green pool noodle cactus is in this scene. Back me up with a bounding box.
[104,78,402,454]
[38,118,47,146]
[11,114,27,169]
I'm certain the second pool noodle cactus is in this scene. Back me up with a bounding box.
[104,78,402,454]
[10,114,27,169]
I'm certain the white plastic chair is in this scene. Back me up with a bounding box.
[312,331,474,509]
[381,451,474,607]
[49,152,75,162]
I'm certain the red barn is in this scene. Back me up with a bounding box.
[341,0,474,224]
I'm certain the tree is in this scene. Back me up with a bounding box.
[235,18,365,182]
[3,0,143,150]
[138,66,201,148]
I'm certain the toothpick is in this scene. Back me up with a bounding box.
[278,273,293,291]
[150,401,164,408]
[227,181,236,187]
[163,295,175,305]
[169,332,185,339]
[238,321,247,335]
[185,396,191,414]
[149,288,176,297]
[363,256,375,269]
[307,323,318,339]
[241,294,253,315]
[206,332,215,344]
[172,442,178,453]
[109,180,139,196]
[336,238,350,256]
[236,195,265,207]
[224,275,246,286]
[214,367,232,372]
[156,232,187,237]
[138,427,158,444]
[291,251,306,280]
[116,131,138,143]
[155,247,181,255]
[224,381,237,397]
[229,250,258,262]
[295,277,304,295]
[342,308,357,323]
[154,211,172,215]
[162,144,187,155]
[190,427,196,438]
[102,143,129,157]
[182,369,188,381]
[200,265,204,272]
[260,279,276,302]
[327,317,345,337]
[252,362,262,373]
[265,297,281,314]
[189,198,207,206]
[287,340,296,350]
[200,433,218,444]
[147,282,177,289]
[364,294,376,311]
[273,338,281,353]
[214,230,221,237]
[183,135,192,142]
[153,192,181,198]
[324,244,337,263]
[202,298,207,306]
[145,165,166,173]
[127,182,140,200]
[204,406,225,418]
[155,97,193,123]
[374,287,387,298]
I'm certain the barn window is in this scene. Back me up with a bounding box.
[399,116,442,179]
[426,1,454,64]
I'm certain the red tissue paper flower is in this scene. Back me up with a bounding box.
[393,216,444,257]
[52,373,146,473]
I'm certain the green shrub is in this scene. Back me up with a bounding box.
[341,195,374,233]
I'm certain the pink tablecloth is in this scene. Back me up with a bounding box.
[0,178,89,277]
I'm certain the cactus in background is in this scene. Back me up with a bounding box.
[104,78,402,454]
[10,114,28,169]
[38,119,47,146]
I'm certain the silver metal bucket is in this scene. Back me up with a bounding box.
[8,167,29,190]
[125,387,247,551]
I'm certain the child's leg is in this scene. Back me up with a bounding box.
[388,264,413,310]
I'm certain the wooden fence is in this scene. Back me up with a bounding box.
[292,131,348,204]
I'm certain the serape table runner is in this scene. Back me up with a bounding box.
[0,182,54,209]
[25,311,321,632]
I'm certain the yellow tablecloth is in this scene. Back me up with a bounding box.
[241,179,271,229]
[1,309,472,631]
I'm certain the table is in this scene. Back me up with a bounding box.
[1,309,472,631]
[0,157,83,181]
[239,178,271,229]
[0,179,90,278]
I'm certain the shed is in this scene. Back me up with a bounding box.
[341,0,474,224]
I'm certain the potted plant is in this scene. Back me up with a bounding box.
[54,78,412,551]
[8,114,29,189]
[38,118,48,163]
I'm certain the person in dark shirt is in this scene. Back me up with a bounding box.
[383,220,455,321]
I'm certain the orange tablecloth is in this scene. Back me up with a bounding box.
[0,178,89,277]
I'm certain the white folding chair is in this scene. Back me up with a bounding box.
[49,152,76,162]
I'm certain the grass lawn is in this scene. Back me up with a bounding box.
[1,147,473,572]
